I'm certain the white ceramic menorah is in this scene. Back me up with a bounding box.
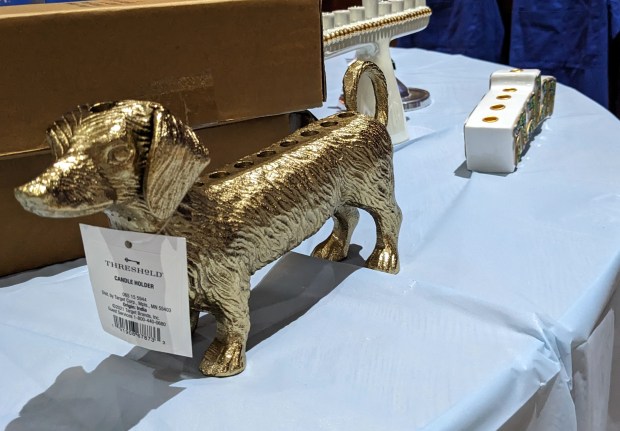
[322,0,431,144]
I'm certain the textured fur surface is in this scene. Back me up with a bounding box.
[16,61,402,377]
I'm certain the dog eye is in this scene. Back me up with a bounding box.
[108,145,133,164]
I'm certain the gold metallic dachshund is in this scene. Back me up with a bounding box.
[15,60,402,377]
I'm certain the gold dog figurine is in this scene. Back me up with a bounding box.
[15,60,402,377]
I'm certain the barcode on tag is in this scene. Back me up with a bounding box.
[113,315,161,342]
[81,224,192,357]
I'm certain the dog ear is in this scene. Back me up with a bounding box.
[143,106,210,220]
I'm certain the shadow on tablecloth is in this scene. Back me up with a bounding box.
[6,250,363,430]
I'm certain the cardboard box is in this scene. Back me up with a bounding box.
[0,0,324,155]
[0,0,324,275]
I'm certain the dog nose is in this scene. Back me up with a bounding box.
[16,180,47,199]
[14,179,51,215]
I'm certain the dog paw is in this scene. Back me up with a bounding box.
[366,245,399,274]
[199,338,246,377]
[311,235,348,261]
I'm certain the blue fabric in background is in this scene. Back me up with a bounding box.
[400,0,620,109]
[398,0,505,63]
[0,0,38,4]
[510,0,620,108]
[0,0,81,4]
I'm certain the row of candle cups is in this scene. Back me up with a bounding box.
[322,0,426,30]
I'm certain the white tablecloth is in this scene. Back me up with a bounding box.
[1,48,619,430]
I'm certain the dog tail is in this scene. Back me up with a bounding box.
[342,60,389,128]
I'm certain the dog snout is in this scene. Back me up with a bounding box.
[15,154,116,218]
[15,179,54,216]
[15,170,80,218]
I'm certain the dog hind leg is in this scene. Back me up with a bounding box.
[352,182,402,274]
[365,202,401,274]
[311,205,360,261]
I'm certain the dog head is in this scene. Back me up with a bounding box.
[15,100,210,220]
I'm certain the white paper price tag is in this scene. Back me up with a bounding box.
[80,224,192,357]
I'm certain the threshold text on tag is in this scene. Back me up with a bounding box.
[80,224,193,357]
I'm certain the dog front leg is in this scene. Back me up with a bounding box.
[199,263,250,377]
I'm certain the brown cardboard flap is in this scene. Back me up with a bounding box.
[0,148,50,161]
[0,0,324,157]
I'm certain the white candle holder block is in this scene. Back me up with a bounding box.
[464,69,556,173]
